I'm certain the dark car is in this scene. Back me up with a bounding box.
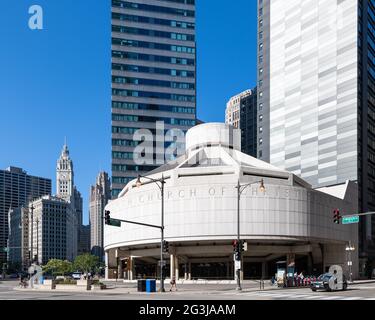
[310,273,348,292]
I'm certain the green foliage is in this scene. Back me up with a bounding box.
[43,259,73,276]
[73,254,100,274]
[55,279,77,285]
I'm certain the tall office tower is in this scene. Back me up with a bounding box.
[29,196,71,265]
[257,0,271,161]
[225,88,258,157]
[8,207,29,270]
[258,0,375,273]
[56,143,74,203]
[56,143,81,259]
[111,0,197,198]
[0,167,51,265]
[89,172,111,260]
[78,225,91,256]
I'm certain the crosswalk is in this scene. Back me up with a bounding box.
[210,290,375,300]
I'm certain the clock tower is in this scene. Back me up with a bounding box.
[56,141,74,201]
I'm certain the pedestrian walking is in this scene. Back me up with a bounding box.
[170,276,177,292]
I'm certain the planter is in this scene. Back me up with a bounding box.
[91,284,106,291]
[76,279,93,290]
[55,284,83,291]
[41,279,56,290]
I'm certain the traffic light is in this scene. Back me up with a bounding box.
[235,249,241,261]
[232,240,238,252]
[240,241,245,252]
[163,241,169,253]
[105,211,111,225]
[333,209,341,224]
[233,240,241,260]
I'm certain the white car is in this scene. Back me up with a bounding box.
[72,273,82,280]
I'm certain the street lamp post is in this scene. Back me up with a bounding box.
[136,174,166,293]
[235,179,265,291]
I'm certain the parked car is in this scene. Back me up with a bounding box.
[9,273,19,279]
[71,272,82,280]
[310,273,348,292]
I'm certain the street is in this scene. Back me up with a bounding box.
[1,280,375,300]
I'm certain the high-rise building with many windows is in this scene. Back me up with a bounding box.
[111,0,197,198]
[258,0,375,275]
[0,167,51,265]
[225,88,258,157]
[89,172,111,260]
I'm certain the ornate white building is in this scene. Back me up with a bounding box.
[104,123,359,281]
[55,142,84,260]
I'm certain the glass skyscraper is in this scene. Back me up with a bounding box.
[225,88,258,158]
[111,0,197,198]
[258,0,375,275]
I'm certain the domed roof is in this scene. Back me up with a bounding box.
[118,123,310,198]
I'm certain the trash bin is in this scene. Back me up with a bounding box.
[137,279,147,292]
[146,279,156,293]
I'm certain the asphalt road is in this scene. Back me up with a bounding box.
[1,280,375,300]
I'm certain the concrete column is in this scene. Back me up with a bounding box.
[184,263,188,280]
[105,251,109,280]
[307,254,313,275]
[188,262,192,280]
[118,259,123,279]
[240,259,244,281]
[170,254,175,279]
[128,257,134,281]
[262,262,268,279]
[175,256,179,280]
[287,253,295,268]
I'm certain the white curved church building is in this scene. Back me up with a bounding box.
[104,123,358,281]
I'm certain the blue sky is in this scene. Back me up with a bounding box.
[0,1,257,224]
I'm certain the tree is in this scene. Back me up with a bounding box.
[43,259,73,277]
[73,254,99,276]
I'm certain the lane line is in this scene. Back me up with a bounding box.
[320,296,342,300]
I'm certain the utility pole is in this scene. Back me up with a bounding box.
[235,179,265,291]
[106,174,167,292]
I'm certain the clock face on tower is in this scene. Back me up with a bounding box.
[60,173,67,180]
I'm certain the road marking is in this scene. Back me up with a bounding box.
[341,297,363,300]
[304,295,326,300]
[365,298,375,300]
[320,296,341,300]
[258,293,290,298]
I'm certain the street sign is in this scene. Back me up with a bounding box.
[109,219,121,227]
[342,215,360,225]
[2,247,9,253]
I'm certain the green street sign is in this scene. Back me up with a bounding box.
[342,215,360,225]
[2,248,9,253]
[109,219,121,228]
